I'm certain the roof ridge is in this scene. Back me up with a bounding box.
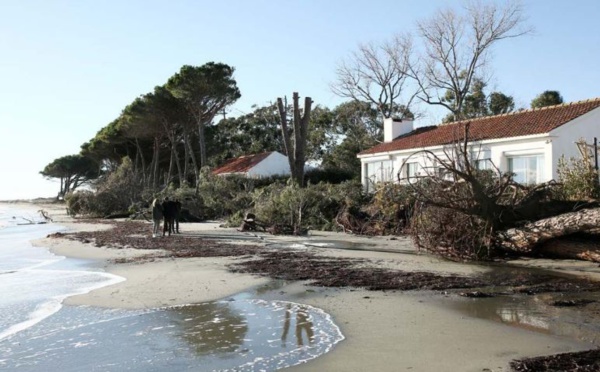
[240,151,273,158]
[442,97,600,127]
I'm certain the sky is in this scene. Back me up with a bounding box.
[1,0,599,200]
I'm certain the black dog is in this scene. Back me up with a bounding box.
[162,199,178,236]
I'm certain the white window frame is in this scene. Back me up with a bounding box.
[365,159,394,191]
[405,162,419,180]
[470,149,492,170]
[507,154,545,185]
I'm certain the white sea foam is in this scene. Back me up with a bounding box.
[0,205,345,371]
[0,205,125,341]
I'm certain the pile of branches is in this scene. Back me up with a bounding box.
[335,183,414,236]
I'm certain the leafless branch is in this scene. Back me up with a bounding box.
[331,34,418,120]
[415,0,530,119]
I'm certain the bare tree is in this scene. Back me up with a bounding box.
[277,92,313,187]
[414,0,530,120]
[331,34,417,120]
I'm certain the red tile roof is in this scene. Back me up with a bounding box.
[212,151,273,175]
[359,98,600,155]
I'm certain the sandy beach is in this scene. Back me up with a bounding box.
[20,202,600,371]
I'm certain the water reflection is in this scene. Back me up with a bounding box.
[0,297,344,371]
[442,264,600,345]
[169,302,248,356]
[446,293,600,345]
[281,303,315,347]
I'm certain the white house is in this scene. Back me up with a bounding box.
[213,151,291,178]
[358,98,600,192]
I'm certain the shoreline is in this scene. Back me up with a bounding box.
[9,201,600,371]
[29,203,272,309]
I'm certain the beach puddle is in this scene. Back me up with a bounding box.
[270,239,378,251]
[441,267,600,346]
[0,292,343,371]
[445,292,600,345]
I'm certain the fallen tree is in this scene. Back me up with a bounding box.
[400,123,600,262]
[498,208,600,251]
[539,235,600,262]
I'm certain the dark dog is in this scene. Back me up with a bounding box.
[162,199,178,236]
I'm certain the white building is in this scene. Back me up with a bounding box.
[213,151,290,178]
[358,99,600,192]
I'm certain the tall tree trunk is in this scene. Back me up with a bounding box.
[183,130,199,187]
[167,128,183,186]
[183,131,190,185]
[161,120,183,186]
[166,140,174,186]
[152,136,160,189]
[174,143,183,186]
[197,118,207,169]
[277,96,296,179]
[277,92,312,187]
[134,138,147,187]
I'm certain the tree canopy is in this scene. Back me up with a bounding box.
[442,79,515,122]
[531,90,564,108]
[40,154,100,196]
[166,63,241,174]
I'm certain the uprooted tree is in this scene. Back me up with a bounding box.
[399,123,600,262]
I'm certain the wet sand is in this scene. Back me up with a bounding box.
[19,202,600,371]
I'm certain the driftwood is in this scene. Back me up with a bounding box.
[16,210,52,225]
[497,208,600,262]
[38,209,53,222]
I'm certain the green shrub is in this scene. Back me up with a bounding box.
[556,155,600,200]
[248,180,365,231]
[66,157,142,217]
[366,182,415,234]
[304,168,355,185]
[196,169,254,219]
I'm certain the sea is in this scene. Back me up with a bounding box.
[0,204,344,371]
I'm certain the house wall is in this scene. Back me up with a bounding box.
[487,137,552,182]
[360,135,554,189]
[360,107,600,189]
[247,152,291,178]
[550,107,600,179]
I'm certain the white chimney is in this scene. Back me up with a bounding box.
[383,118,413,142]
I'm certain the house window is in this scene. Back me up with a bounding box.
[437,167,453,180]
[471,149,492,170]
[406,162,419,179]
[508,155,544,184]
[366,160,394,191]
